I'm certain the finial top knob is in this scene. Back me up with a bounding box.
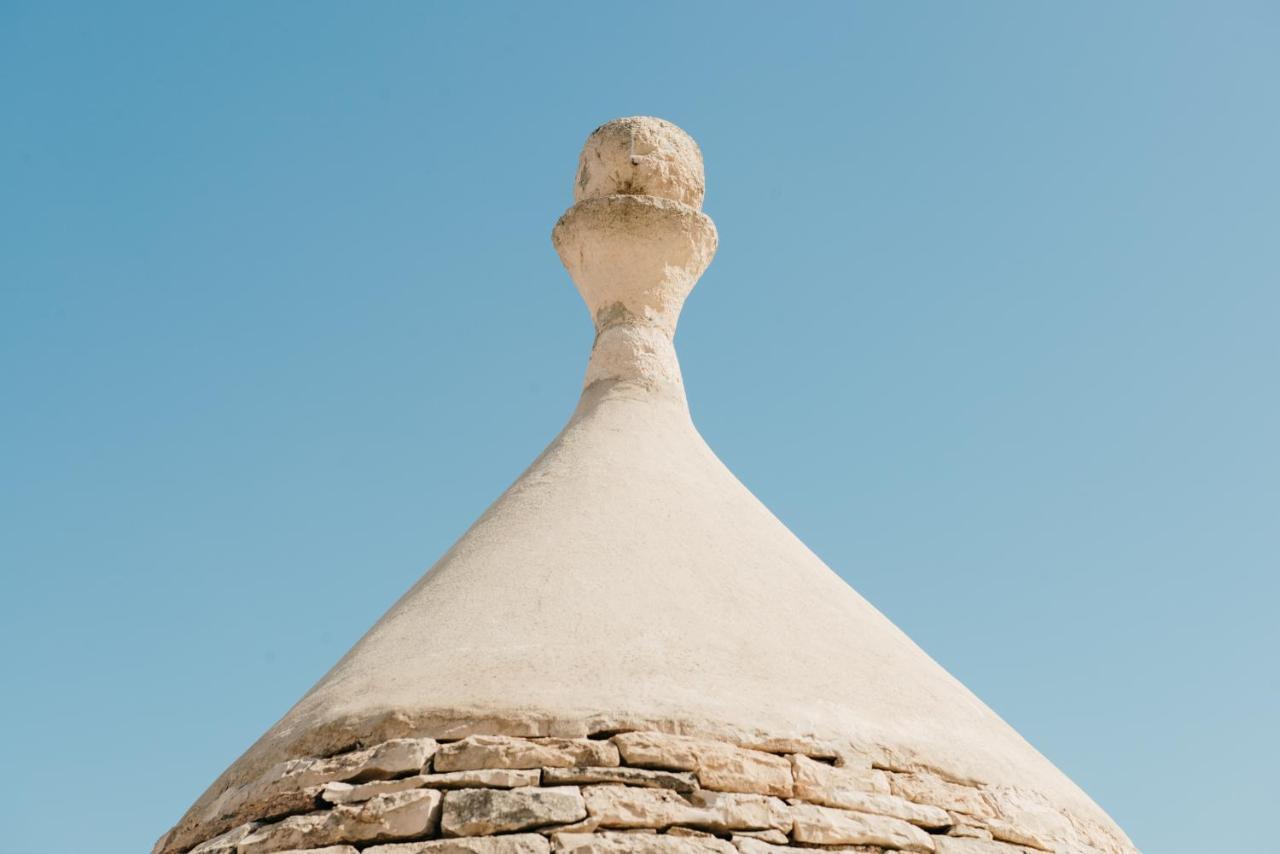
[575,117,705,209]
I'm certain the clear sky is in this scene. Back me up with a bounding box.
[2,3,1277,852]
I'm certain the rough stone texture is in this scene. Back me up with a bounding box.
[238,790,442,854]
[731,839,883,854]
[581,787,700,830]
[323,778,424,805]
[889,773,995,820]
[613,733,792,797]
[163,729,1123,854]
[325,770,541,804]
[790,803,937,853]
[189,821,260,853]
[543,766,697,793]
[730,830,789,845]
[437,737,619,772]
[367,835,552,854]
[183,785,322,852]
[982,819,1055,852]
[441,787,587,836]
[933,838,1035,854]
[553,832,735,854]
[170,738,438,854]
[303,739,438,784]
[786,786,950,829]
[582,786,789,834]
[686,792,791,834]
[694,747,792,799]
[983,787,1079,852]
[273,848,360,854]
[727,838,784,854]
[554,195,717,343]
[790,755,888,800]
[612,734,701,771]
[948,818,995,840]
[574,117,706,209]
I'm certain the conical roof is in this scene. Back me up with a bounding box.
[158,117,1134,854]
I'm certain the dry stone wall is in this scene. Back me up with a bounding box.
[158,732,1117,854]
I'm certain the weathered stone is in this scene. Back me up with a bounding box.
[888,773,994,819]
[168,740,439,854]
[582,786,700,830]
[612,733,792,797]
[424,769,542,789]
[728,839,785,854]
[789,803,935,853]
[441,787,587,836]
[325,778,426,805]
[730,830,788,845]
[947,816,994,840]
[238,790,442,854]
[325,770,541,804]
[732,838,885,854]
[582,786,789,834]
[538,816,603,835]
[553,832,735,854]
[574,117,706,209]
[310,739,439,783]
[686,792,792,834]
[437,736,619,772]
[933,838,1034,854]
[787,766,949,829]
[695,747,792,799]
[983,787,1077,852]
[612,733,702,771]
[983,819,1054,852]
[365,835,552,854]
[544,766,697,793]
[664,827,716,838]
[790,754,889,801]
[273,848,360,854]
[189,822,260,853]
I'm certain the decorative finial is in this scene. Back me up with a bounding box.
[574,116,706,209]
[553,117,718,393]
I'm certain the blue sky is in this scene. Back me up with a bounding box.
[2,3,1277,851]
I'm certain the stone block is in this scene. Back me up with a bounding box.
[365,835,553,854]
[612,733,792,797]
[729,830,788,845]
[790,755,888,801]
[888,773,993,820]
[552,832,736,854]
[787,766,948,829]
[188,822,260,853]
[933,838,1034,854]
[238,789,442,854]
[583,786,789,834]
[789,803,935,853]
[437,737,619,772]
[441,787,587,836]
[543,766,697,793]
[325,770,541,804]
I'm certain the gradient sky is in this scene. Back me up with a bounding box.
[3,3,1277,852]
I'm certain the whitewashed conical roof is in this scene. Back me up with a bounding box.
[163,117,1133,853]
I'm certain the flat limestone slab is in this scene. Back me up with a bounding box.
[367,835,552,854]
[441,787,587,836]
